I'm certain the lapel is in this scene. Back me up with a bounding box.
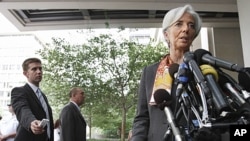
[24,84,42,107]
[152,62,159,79]
[147,62,159,98]
[24,84,51,114]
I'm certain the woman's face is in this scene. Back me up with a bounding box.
[164,12,196,51]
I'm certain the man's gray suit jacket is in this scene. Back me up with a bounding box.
[60,102,86,141]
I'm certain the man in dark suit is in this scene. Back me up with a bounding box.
[59,87,86,141]
[11,57,54,141]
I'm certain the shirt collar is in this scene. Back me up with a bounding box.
[27,82,39,94]
[70,101,80,111]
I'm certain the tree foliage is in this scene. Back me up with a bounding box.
[38,28,168,140]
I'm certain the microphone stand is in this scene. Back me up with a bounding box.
[163,105,183,141]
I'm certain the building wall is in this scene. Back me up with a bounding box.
[209,27,243,80]
[237,0,250,67]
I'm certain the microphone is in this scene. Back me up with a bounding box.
[200,64,229,113]
[168,63,180,110]
[238,67,250,92]
[218,71,246,107]
[218,69,250,103]
[218,69,244,93]
[154,89,183,141]
[169,63,189,97]
[169,63,189,117]
[194,49,243,72]
[176,63,189,97]
[169,63,179,79]
[237,68,250,106]
[184,52,214,124]
[224,83,245,106]
[183,51,210,97]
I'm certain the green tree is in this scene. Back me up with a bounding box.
[38,29,168,140]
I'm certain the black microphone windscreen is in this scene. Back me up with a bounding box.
[168,63,179,79]
[238,67,250,92]
[218,69,244,94]
[154,89,172,106]
[218,72,230,85]
[194,49,212,65]
[217,71,234,93]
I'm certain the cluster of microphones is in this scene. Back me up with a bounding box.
[153,49,250,141]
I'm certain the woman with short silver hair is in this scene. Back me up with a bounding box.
[131,4,202,141]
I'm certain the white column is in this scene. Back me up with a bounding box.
[237,0,250,67]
